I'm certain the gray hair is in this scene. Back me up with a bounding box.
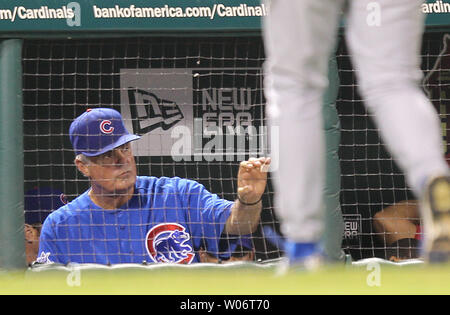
[74,154,91,178]
[75,153,90,165]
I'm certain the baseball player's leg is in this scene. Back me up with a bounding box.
[346,0,448,198]
[346,0,450,261]
[263,0,344,253]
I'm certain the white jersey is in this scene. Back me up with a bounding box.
[263,0,449,242]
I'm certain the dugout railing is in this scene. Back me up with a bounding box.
[0,0,449,269]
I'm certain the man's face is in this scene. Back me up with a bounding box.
[81,142,137,195]
[24,224,41,265]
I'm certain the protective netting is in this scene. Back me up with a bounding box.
[22,32,450,263]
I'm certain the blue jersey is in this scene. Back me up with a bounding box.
[38,176,235,265]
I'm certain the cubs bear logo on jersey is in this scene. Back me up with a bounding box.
[145,223,195,264]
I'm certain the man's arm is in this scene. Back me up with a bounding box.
[373,200,420,245]
[37,217,60,264]
[224,199,262,235]
[224,157,270,235]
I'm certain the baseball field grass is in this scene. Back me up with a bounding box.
[0,259,449,295]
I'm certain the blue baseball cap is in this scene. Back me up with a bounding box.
[69,108,140,157]
[24,187,67,225]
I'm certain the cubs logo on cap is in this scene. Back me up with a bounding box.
[145,223,195,264]
[69,108,140,156]
[100,120,114,134]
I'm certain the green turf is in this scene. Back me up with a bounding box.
[1,261,449,295]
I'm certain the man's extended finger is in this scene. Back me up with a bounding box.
[240,157,271,172]
[260,157,271,172]
[240,160,255,170]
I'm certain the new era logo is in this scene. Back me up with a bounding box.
[127,88,185,135]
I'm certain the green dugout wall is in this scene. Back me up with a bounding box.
[0,0,450,269]
[0,39,23,269]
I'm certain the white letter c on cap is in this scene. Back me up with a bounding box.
[100,120,114,134]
